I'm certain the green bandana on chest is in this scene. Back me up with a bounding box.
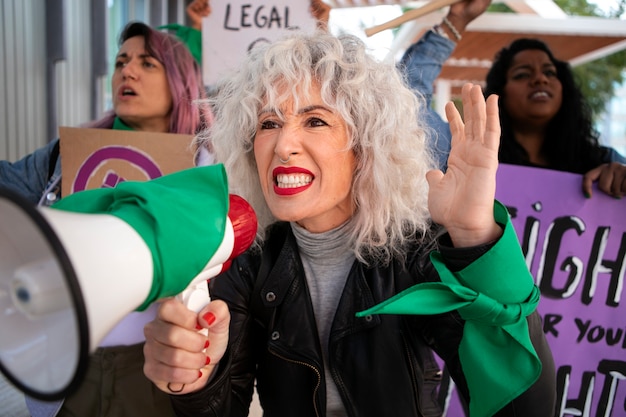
[112,117,134,131]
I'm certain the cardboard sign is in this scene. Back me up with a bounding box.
[59,127,195,196]
[201,0,317,86]
[439,164,626,417]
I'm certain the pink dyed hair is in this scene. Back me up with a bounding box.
[87,21,211,134]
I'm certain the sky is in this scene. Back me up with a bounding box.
[590,0,622,13]
[327,6,403,61]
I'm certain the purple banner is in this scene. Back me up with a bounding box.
[440,163,626,417]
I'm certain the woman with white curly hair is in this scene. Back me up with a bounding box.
[143,30,556,417]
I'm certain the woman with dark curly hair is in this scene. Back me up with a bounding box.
[484,38,626,198]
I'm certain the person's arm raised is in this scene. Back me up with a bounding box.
[440,0,492,40]
[310,0,331,29]
[187,0,211,30]
[426,83,502,247]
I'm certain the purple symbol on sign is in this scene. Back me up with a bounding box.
[102,171,124,188]
[73,146,163,193]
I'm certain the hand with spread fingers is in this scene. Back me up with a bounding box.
[427,84,502,247]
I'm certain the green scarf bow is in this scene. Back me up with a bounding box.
[356,201,541,417]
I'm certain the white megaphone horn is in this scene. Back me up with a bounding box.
[0,165,257,402]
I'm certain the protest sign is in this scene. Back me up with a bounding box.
[59,127,195,196]
[201,0,316,86]
[440,163,626,417]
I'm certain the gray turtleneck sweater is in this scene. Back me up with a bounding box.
[291,221,356,417]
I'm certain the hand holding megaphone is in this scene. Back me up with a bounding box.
[0,165,257,401]
[154,193,257,394]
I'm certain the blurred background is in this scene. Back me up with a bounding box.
[2,0,626,164]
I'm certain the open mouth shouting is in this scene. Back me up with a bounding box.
[119,85,138,98]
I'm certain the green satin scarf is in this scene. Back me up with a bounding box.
[51,165,229,311]
[356,201,541,417]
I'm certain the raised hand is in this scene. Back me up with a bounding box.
[310,0,331,28]
[447,0,492,32]
[187,0,211,30]
[143,297,230,394]
[426,83,502,247]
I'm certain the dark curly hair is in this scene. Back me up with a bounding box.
[484,38,607,174]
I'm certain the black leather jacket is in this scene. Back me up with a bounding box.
[171,222,556,417]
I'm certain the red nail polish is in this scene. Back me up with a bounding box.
[205,356,211,365]
[195,322,203,330]
[198,370,203,378]
[202,312,216,325]
[204,340,210,349]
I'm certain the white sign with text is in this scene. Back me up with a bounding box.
[202,0,317,86]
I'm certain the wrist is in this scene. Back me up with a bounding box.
[444,14,469,36]
[441,16,462,42]
[432,24,453,42]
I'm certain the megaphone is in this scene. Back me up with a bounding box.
[0,165,257,402]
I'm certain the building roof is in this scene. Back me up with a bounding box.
[326,0,626,95]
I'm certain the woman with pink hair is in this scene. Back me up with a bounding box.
[0,21,210,206]
[0,21,211,417]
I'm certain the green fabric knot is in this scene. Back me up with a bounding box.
[356,201,542,417]
[458,285,540,326]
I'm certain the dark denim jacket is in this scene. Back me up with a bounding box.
[399,30,456,171]
[0,138,62,206]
